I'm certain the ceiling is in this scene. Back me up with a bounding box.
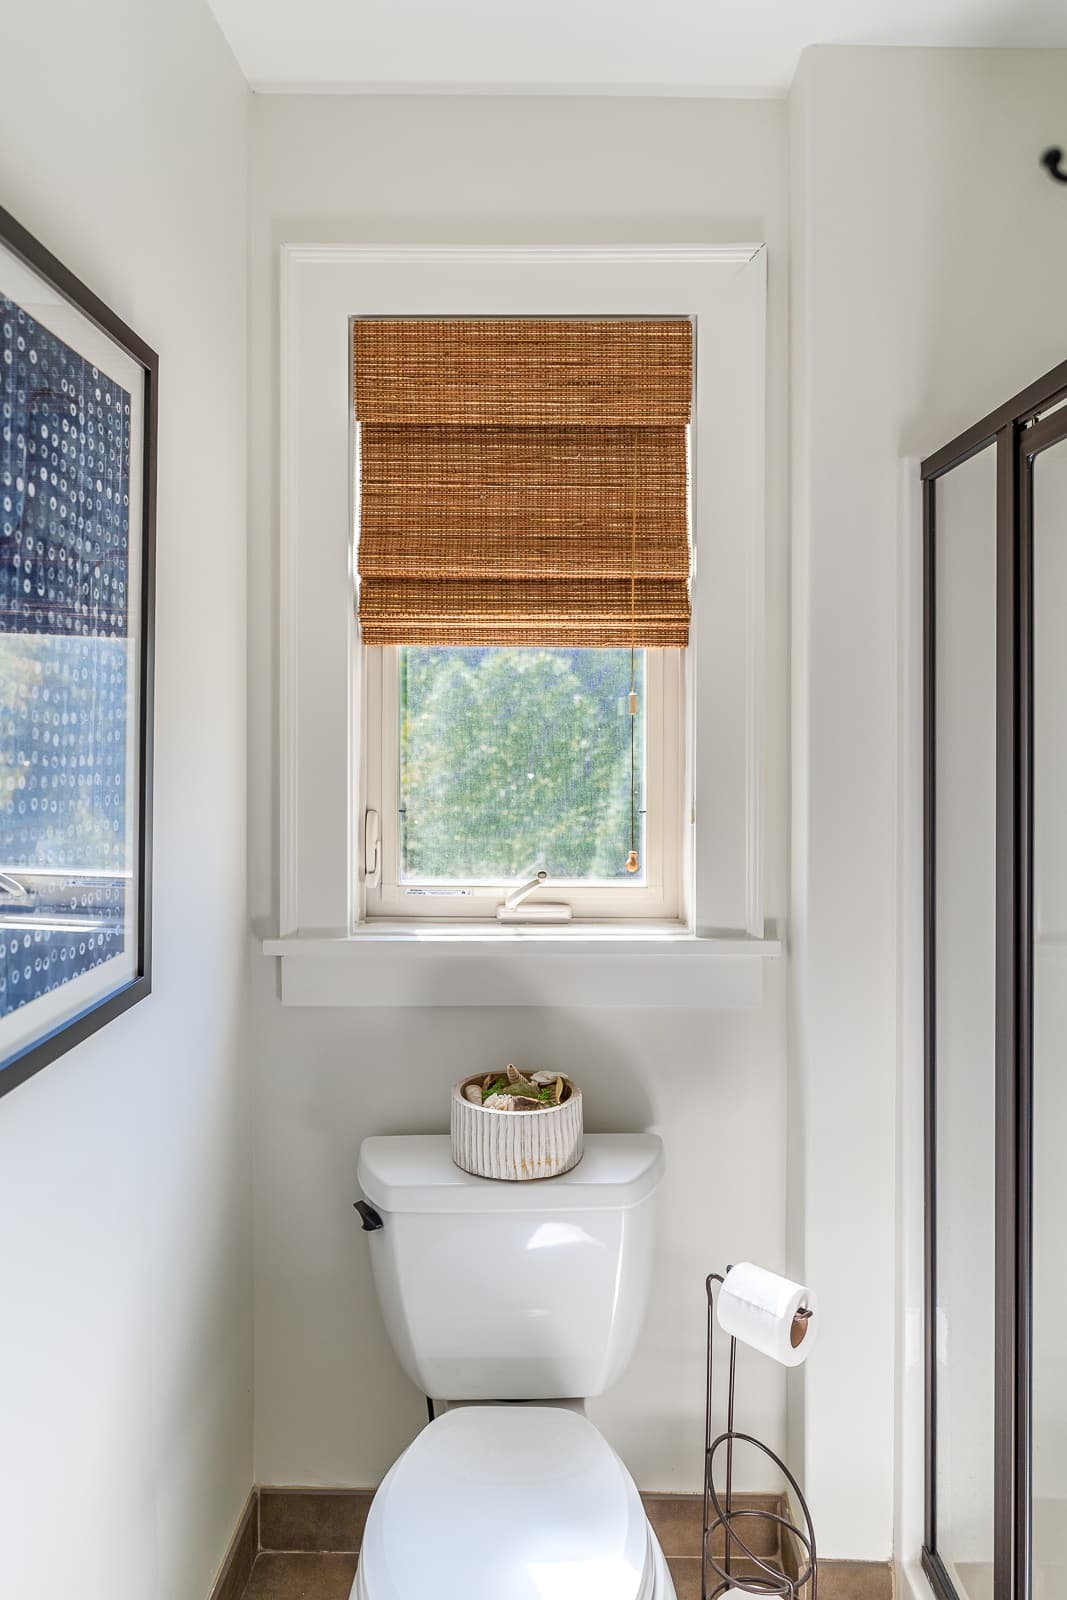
[205,0,1067,96]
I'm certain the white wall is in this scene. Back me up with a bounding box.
[0,5,252,1599]
[248,51,1067,1553]
[790,45,1067,1562]
[248,93,791,1492]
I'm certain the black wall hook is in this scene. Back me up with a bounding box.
[1041,147,1067,184]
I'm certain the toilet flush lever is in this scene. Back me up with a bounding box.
[354,1201,383,1232]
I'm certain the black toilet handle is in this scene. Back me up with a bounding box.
[353,1200,384,1232]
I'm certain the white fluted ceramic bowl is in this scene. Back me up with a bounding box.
[450,1074,584,1181]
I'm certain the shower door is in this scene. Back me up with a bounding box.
[923,358,1067,1600]
[1027,412,1067,1600]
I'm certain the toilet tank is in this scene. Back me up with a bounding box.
[356,1132,664,1401]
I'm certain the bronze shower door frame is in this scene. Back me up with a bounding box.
[922,358,1067,1600]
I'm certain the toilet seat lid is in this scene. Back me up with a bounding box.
[358,1405,652,1600]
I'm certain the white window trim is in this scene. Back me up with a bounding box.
[267,244,779,1007]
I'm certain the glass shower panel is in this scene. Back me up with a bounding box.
[933,445,997,1600]
[1031,432,1067,1600]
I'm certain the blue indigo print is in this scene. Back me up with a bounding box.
[1,293,131,1024]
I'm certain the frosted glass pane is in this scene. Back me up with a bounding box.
[398,647,645,883]
[933,444,996,1600]
[1032,433,1067,1595]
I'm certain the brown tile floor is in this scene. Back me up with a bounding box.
[666,1556,702,1598]
[238,1488,802,1598]
[236,1487,888,1599]
[237,1552,895,1600]
[242,1553,358,1599]
[239,1550,735,1599]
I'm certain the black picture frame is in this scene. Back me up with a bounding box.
[922,355,1067,1600]
[0,204,156,1099]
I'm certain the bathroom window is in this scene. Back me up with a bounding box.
[354,316,690,924]
[361,642,683,920]
[271,244,769,974]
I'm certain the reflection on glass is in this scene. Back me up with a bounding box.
[933,445,997,1600]
[1031,434,1067,1597]
[398,646,645,883]
[0,636,128,1020]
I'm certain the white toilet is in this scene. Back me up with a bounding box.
[352,1131,676,1600]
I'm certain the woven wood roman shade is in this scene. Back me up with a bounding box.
[353,318,692,647]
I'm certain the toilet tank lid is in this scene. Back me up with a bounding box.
[358,1133,664,1214]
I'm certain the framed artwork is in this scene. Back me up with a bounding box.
[0,205,156,1099]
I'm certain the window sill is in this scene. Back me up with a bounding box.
[261,926,782,1009]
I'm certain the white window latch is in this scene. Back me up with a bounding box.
[364,809,381,888]
[496,869,572,924]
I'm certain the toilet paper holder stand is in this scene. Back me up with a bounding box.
[702,1270,818,1600]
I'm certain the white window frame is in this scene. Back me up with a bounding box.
[361,645,684,923]
[266,245,777,1007]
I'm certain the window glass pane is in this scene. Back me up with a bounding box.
[1031,432,1067,1592]
[398,647,645,883]
[932,445,996,1600]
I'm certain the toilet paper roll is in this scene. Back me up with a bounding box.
[716,1262,818,1367]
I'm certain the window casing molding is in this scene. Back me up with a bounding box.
[271,244,774,1002]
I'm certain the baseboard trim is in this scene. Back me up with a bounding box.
[255,1486,794,1568]
[217,1484,895,1600]
[807,1562,895,1599]
[780,1484,895,1600]
[641,1491,782,1562]
[207,1490,258,1600]
[780,1496,895,1599]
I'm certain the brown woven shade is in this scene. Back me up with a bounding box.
[353,319,692,647]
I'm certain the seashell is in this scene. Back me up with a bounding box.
[505,1063,522,1084]
[483,1073,495,1090]
[464,1084,483,1105]
[530,1071,557,1086]
[553,1076,565,1104]
[504,1063,540,1095]
[511,1096,542,1111]
[484,1093,516,1111]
